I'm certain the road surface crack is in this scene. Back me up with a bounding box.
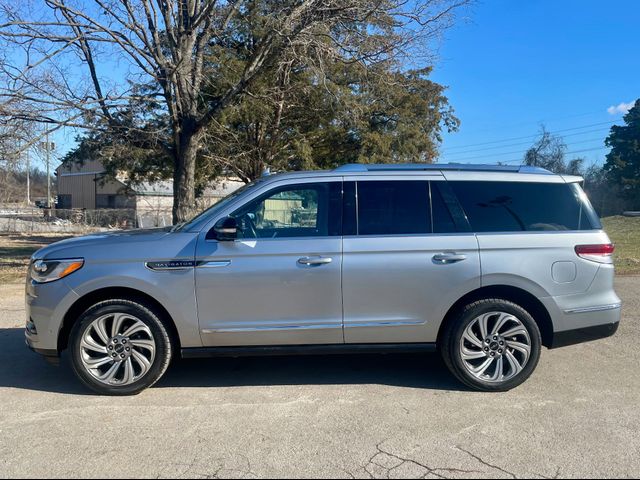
[350,442,481,479]
[455,446,518,479]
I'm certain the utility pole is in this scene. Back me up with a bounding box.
[39,126,55,209]
[46,126,51,208]
[26,148,30,205]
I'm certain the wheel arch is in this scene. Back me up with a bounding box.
[437,285,554,348]
[58,286,181,354]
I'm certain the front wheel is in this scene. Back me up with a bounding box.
[69,299,173,396]
[440,298,542,392]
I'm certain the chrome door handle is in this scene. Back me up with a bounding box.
[433,253,467,264]
[298,256,333,266]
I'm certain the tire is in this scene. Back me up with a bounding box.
[440,298,542,392]
[69,299,173,396]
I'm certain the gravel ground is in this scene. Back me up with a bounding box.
[0,277,638,479]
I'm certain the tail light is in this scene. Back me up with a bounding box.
[575,244,615,263]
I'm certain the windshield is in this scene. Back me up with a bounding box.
[172,179,264,232]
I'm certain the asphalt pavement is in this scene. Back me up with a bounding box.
[0,277,638,478]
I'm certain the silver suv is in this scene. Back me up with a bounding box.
[25,164,621,395]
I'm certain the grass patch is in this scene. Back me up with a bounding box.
[602,216,640,275]
[0,233,72,284]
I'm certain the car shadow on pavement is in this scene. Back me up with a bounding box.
[0,328,90,395]
[0,327,465,394]
[157,353,464,391]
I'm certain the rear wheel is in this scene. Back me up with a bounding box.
[440,298,542,391]
[70,299,172,396]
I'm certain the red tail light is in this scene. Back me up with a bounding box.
[575,244,615,260]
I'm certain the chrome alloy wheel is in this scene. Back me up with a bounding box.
[80,312,156,386]
[459,311,531,383]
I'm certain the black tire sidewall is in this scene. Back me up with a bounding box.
[70,299,172,396]
[444,299,542,392]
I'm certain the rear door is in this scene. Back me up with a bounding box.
[447,178,605,296]
[342,177,481,344]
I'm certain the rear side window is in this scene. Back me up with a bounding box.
[449,181,601,232]
[357,181,430,235]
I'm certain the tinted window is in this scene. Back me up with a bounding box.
[357,181,430,235]
[343,181,358,236]
[232,182,342,238]
[450,181,599,232]
[430,182,457,233]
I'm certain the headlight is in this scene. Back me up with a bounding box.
[30,258,84,283]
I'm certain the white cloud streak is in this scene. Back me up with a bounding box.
[607,101,634,115]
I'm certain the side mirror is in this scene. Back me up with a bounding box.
[212,216,238,241]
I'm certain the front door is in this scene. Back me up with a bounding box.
[195,179,344,346]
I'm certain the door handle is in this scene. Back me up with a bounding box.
[433,253,467,264]
[298,256,333,266]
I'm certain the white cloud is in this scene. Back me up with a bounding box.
[607,101,634,115]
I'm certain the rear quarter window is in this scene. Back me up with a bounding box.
[449,181,601,232]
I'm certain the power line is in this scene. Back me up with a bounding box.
[442,138,607,163]
[500,146,610,164]
[444,128,611,158]
[441,120,619,152]
[452,109,621,136]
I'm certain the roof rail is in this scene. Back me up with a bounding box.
[333,163,553,174]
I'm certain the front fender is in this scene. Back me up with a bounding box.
[64,264,201,348]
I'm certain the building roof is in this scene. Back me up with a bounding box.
[133,179,245,197]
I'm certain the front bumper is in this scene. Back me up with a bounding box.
[25,335,59,358]
[25,277,79,358]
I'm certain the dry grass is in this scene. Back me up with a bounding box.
[0,233,73,284]
[602,216,640,275]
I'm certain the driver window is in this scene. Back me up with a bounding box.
[231,182,341,239]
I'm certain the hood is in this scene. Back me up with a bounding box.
[33,227,187,261]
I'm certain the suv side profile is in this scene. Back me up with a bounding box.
[25,164,621,395]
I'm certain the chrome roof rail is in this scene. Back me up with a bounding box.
[333,163,553,174]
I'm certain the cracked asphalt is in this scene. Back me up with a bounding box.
[0,277,639,479]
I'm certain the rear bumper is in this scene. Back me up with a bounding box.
[550,319,619,349]
[539,260,621,348]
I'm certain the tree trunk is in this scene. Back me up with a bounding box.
[172,120,200,224]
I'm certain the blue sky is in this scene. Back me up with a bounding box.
[431,0,640,167]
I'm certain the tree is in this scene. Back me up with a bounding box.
[64,62,458,189]
[524,125,585,175]
[0,107,39,204]
[524,126,567,173]
[582,163,628,217]
[0,0,470,222]
[604,99,640,207]
[198,64,458,182]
